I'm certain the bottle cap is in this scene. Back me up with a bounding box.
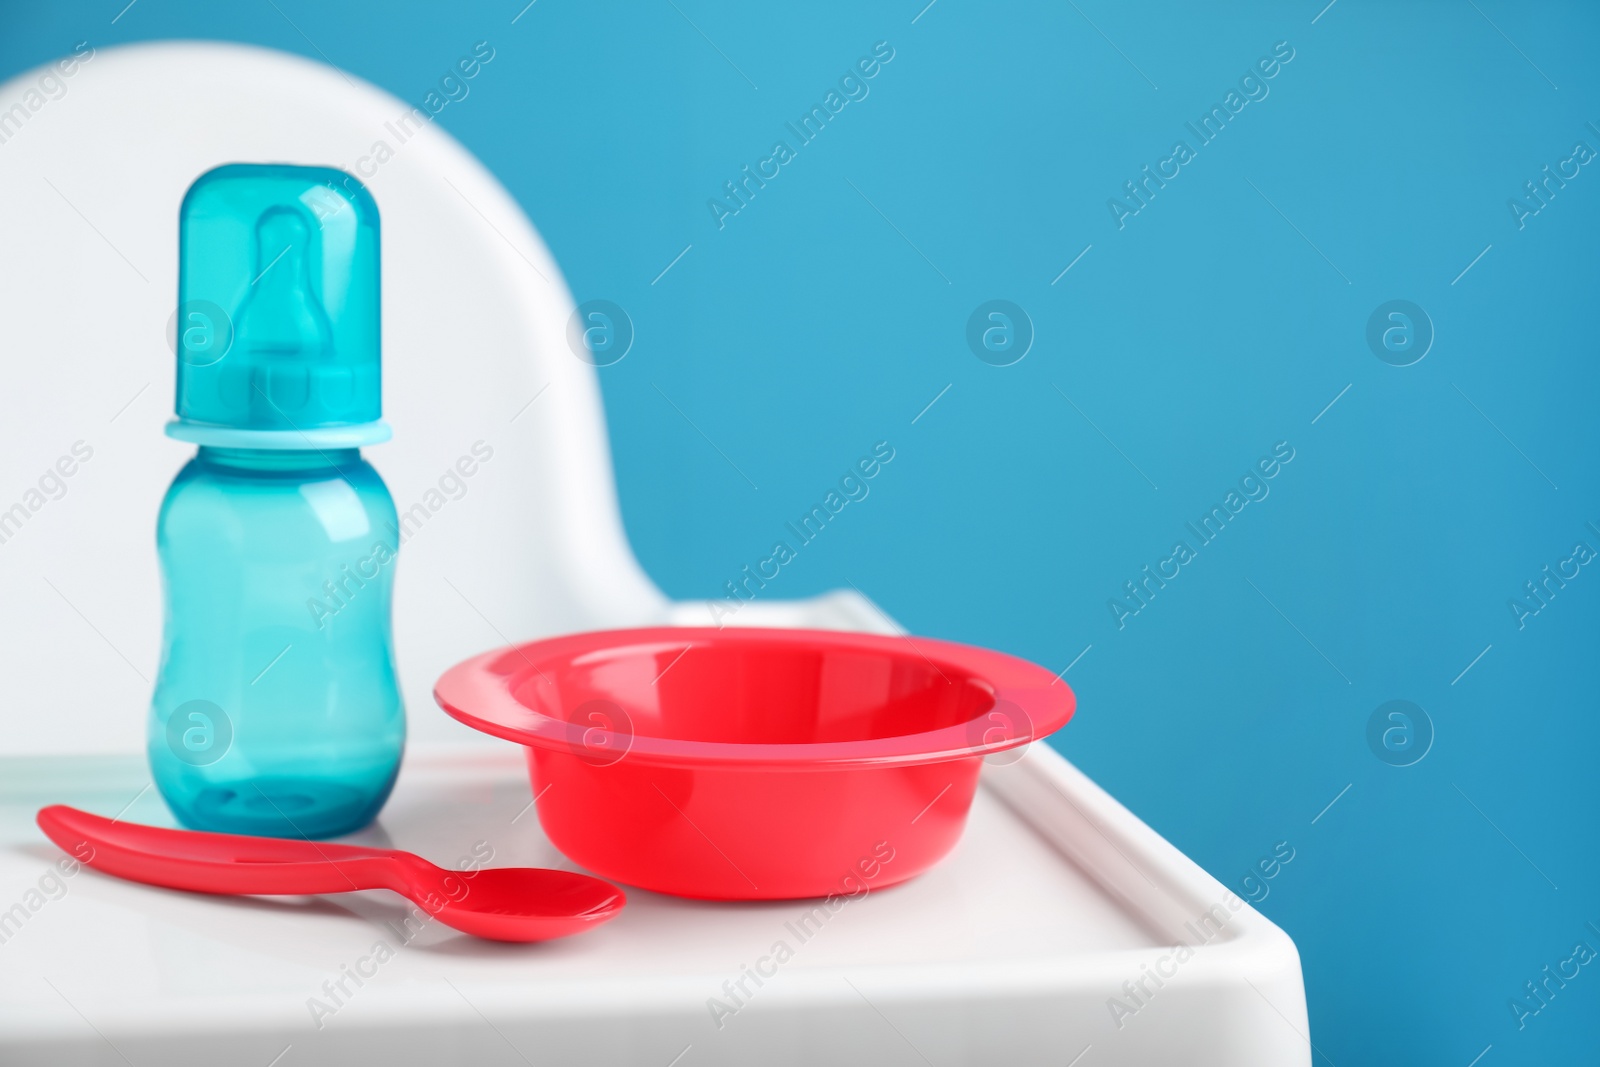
[168,163,388,449]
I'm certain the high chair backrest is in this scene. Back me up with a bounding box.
[0,41,667,755]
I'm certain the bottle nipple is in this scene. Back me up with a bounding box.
[232,208,334,417]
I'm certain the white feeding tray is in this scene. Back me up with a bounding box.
[0,744,1309,1066]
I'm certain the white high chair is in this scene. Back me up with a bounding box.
[0,42,1309,1065]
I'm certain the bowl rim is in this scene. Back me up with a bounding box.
[433,627,1076,769]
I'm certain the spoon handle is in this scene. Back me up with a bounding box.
[37,804,403,897]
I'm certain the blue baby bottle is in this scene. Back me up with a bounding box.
[148,163,403,838]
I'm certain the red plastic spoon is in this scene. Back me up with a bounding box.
[37,804,625,943]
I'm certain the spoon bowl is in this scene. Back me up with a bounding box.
[412,865,630,942]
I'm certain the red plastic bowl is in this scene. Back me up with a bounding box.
[434,627,1074,900]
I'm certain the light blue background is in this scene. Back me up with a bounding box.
[5,2,1598,1063]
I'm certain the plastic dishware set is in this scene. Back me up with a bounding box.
[37,163,1076,942]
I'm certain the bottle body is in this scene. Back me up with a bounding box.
[148,447,404,838]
